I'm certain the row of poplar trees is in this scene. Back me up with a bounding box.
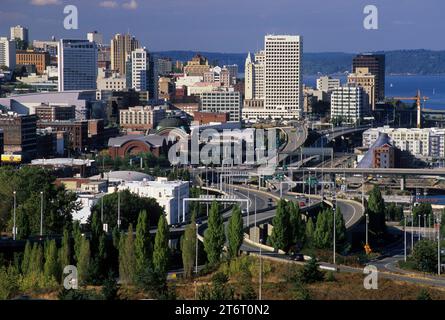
[181,202,244,278]
[269,199,347,253]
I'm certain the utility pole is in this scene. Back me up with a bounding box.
[40,191,44,237]
[365,214,369,246]
[13,191,16,241]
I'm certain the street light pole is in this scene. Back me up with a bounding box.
[365,213,369,246]
[438,214,441,275]
[411,214,414,252]
[101,192,104,223]
[195,223,199,275]
[259,239,262,301]
[418,215,421,241]
[117,191,121,229]
[40,191,43,236]
[404,213,407,262]
[13,191,16,241]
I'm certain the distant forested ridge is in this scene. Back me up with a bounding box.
[154,49,445,76]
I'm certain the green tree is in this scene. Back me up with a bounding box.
[294,258,324,284]
[89,212,107,283]
[135,210,152,275]
[101,271,119,300]
[413,240,438,273]
[119,224,136,284]
[289,202,305,246]
[198,272,234,300]
[181,215,197,279]
[203,201,225,265]
[413,203,433,227]
[313,209,332,249]
[0,265,20,300]
[73,221,82,263]
[58,228,71,271]
[44,239,59,282]
[227,205,243,259]
[77,238,90,285]
[367,186,386,239]
[305,218,315,248]
[90,190,163,230]
[153,214,170,276]
[334,207,348,252]
[29,243,43,275]
[269,200,291,251]
[21,241,32,274]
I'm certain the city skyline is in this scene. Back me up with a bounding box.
[0,0,444,53]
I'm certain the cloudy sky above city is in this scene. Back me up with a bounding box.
[0,0,443,53]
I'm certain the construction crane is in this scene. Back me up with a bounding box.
[391,90,429,128]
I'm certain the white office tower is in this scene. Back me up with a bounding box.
[330,85,369,124]
[317,76,341,92]
[130,48,148,91]
[244,51,265,101]
[87,31,104,46]
[10,25,29,44]
[0,37,16,69]
[58,39,98,91]
[264,35,302,119]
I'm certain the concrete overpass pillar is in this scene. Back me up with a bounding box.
[400,176,405,191]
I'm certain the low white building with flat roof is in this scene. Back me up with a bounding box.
[115,177,189,225]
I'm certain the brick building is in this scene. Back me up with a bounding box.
[16,50,50,75]
[0,112,37,161]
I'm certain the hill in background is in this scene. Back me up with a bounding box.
[154,49,445,76]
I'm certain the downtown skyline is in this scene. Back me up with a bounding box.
[0,0,445,53]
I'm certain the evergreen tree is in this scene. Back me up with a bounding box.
[29,243,43,274]
[305,218,315,248]
[21,241,32,274]
[269,200,291,251]
[135,210,152,275]
[227,205,243,259]
[58,228,71,270]
[119,224,136,284]
[314,209,332,249]
[153,215,170,276]
[89,212,107,283]
[367,186,387,238]
[77,238,90,285]
[203,201,225,265]
[334,207,347,252]
[181,215,196,279]
[44,239,59,281]
[73,221,82,263]
[289,202,305,246]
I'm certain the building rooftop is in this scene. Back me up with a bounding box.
[108,134,167,148]
[31,158,95,167]
[90,170,154,182]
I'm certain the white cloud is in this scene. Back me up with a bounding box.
[30,0,62,5]
[99,1,118,8]
[122,0,138,10]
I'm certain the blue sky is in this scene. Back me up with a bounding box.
[0,0,443,53]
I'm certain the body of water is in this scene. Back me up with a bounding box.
[304,75,445,110]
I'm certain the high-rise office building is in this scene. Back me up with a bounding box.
[126,48,158,100]
[87,31,103,46]
[243,35,302,120]
[352,53,385,102]
[0,37,16,69]
[330,85,369,124]
[58,39,98,92]
[264,35,302,118]
[316,76,341,92]
[110,33,140,75]
[347,67,376,110]
[10,25,29,45]
[200,89,242,122]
